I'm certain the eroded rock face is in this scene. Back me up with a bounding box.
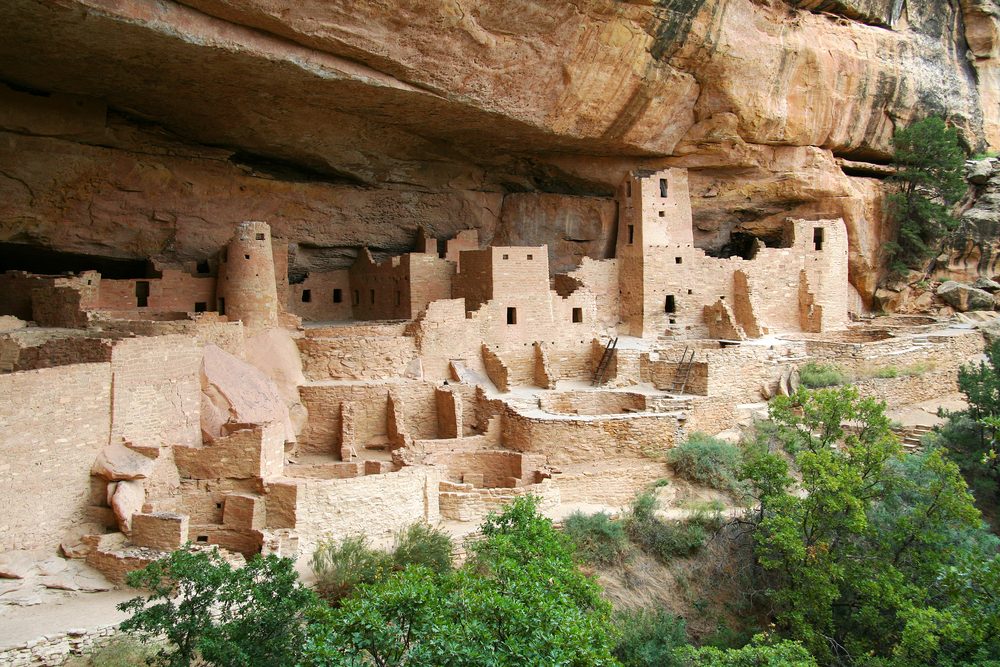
[0,0,993,305]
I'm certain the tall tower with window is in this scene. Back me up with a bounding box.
[216,221,279,329]
[616,168,693,337]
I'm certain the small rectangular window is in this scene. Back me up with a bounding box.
[370,289,375,304]
[572,307,583,323]
[503,254,509,260]
[218,297,226,315]
[196,535,208,543]
[352,290,360,306]
[527,254,533,260]
[244,254,250,260]
[194,302,207,313]
[628,225,635,245]
[665,295,676,314]
[626,180,632,197]
[659,211,665,217]
[255,233,265,241]
[301,289,311,303]
[659,178,668,198]
[333,289,343,303]
[813,227,824,251]
[196,261,210,274]
[675,257,682,264]
[507,307,517,325]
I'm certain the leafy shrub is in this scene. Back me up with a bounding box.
[391,522,454,574]
[625,491,712,561]
[613,608,688,667]
[119,548,317,667]
[677,634,818,666]
[666,433,743,493]
[311,535,392,604]
[563,510,630,565]
[798,362,846,388]
[65,638,156,667]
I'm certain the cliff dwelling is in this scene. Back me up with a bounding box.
[0,164,985,584]
[2,0,1000,662]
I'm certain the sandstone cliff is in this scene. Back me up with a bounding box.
[0,0,996,305]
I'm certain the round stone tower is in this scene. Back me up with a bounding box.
[216,221,279,329]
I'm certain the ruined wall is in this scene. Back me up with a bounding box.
[0,363,112,551]
[288,269,351,321]
[98,270,216,313]
[558,258,620,330]
[500,407,678,465]
[350,251,455,321]
[109,335,201,447]
[281,466,441,556]
[0,331,115,373]
[298,380,437,455]
[406,299,485,381]
[298,334,417,382]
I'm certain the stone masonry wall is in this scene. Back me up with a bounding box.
[0,624,119,667]
[298,334,417,382]
[500,407,678,465]
[98,270,216,313]
[109,335,201,447]
[289,269,352,321]
[0,363,112,551]
[290,466,441,556]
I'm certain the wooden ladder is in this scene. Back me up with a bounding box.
[592,337,618,386]
[671,346,695,394]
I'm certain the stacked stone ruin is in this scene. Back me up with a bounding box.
[0,168,985,593]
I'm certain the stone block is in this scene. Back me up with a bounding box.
[223,494,265,530]
[131,512,189,551]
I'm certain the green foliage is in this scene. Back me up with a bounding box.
[118,547,317,667]
[676,634,817,666]
[312,523,454,604]
[311,535,393,604]
[65,638,157,667]
[797,362,847,389]
[624,491,719,561]
[744,386,1000,664]
[886,116,967,272]
[667,432,744,494]
[612,608,688,667]
[306,496,619,666]
[391,522,454,574]
[564,510,631,565]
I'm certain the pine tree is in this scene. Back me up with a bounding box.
[886,116,967,273]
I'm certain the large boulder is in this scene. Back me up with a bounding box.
[967,159,996,185]
[91,442,156,481]
[936,281,996,311]
[201,345,296,444]
[974,276,1000,292]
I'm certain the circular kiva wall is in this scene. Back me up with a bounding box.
[537,391,647,416]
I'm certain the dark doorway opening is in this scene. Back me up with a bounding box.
[135,281,150,308]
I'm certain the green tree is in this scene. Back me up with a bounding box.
[937,340,1000,502]
[885,116,967,272]
[744,387,1000,664]
[118,547,318,667]
[305,496,619,667]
